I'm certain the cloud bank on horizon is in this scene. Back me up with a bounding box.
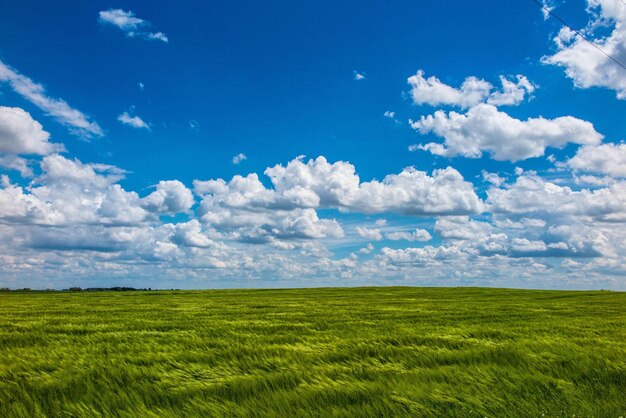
[0,0,625,289]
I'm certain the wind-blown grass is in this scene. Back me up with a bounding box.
[1,287,625,417]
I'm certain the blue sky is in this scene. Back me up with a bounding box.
[1,0,625,289]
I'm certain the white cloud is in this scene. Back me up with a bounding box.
[99,9,168,43]
[386,228,432,242]
[359,243,375,254]
[543,1,626,98]
[263,156,482,215]
[487,172,626,222]
[510,238,548,253]
[0,154,146,226]
[2,151,626,289]
[117,112,150,129]
[0,155,31,177]
[407,70,535,108]
[540,0,554,20]
[487,75,536,106]
[0,106,64,155]
[379,245,466,266]
[383,110,401,124]
[356,226,383,241]
[408,70,492,108]
[410,103,603,161]
[191,156,480,247]
[0,60,103,138]
[481,170,506,187]
[171,220,216,248]
[265,208,343,241]
[434,216,492,241]
[232,153,247,164]
[147,32,169,43]
[354,71,366,80]
[567,142,626,177]
[98,9,144,31]
[141,180,195,214]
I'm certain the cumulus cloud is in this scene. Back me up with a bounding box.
[232,153,247,164]
[0,155,144,226]
[542,0,626,98]
[353,71,366,80]
[141,180,195,214]
[359,243,375,254]
[262,156,482,215]
[410,103,603,161]
[487,75,536,106]
[386,228,432,242]
[0,60,103,138]
[2,151,626,288]
[407,70,535,108]
[487,172,626,222]
[195,156,481,217]
[0,106,64,155]
[190,156,481,247]
[99,9,169,42]
[379,245,466,266]
[117,112,150,129]
[567,142,626,177]
[171,220,216,248]
[481,171,506,187]
[356,226,383,241]
[0,155,32,177]
[435,216,492,241]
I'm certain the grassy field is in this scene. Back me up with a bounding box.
[0,287,625,417]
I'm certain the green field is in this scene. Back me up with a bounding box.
[1,287,625,417]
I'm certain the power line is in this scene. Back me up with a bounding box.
[530,0,626,71]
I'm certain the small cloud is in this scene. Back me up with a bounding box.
[481,170,505,187]
[359,243,374,254]
[375,219,387,227]
[117,112,150,129]
[353,71,366,81]
[232,153,247,164]
[383,110,401,124]
[189,120,200,131]
[0,155,33,178]
[540,0,554,20]
[99,9,168,43]
[356,226,383,241]
[138,82,144,91]
[147,32,168,43]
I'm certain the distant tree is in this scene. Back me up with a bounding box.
[69,287,82,292]
[0,288,10,292]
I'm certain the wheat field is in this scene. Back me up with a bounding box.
[1,287,625,417]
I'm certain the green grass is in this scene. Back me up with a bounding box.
[0,287,625,417]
